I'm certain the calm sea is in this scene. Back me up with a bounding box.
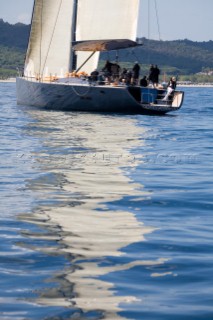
[0,82,212,320]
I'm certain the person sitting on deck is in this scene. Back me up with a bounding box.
[126,70,133,85]
[119,68,128,83]
[140,76,148,87]
[162,77,176,101]
[89,69,99,82]
[97,72,105,85]
[111,62,121,80]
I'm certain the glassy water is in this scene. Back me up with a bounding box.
[0,82,212,320]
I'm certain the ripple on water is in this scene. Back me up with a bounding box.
[0,83,213,319]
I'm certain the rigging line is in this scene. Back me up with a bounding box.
[131,49,142,65]
[148,0,150,41]
[154,0,161,41]
[41,0,63,77]
[147,0,151,67]
[75,51,96,74]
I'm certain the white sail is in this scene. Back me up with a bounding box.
[24,0,140,77]
[75,0,140,74]
[24,0,74,78]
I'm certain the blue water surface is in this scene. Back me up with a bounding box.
[0,82,212,320]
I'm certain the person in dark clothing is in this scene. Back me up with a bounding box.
[126,70,132,85]
[140,76,148,87]
[153,65,160,87]
[162,77,176,101]
[90,69,99,81]
[132,61,140,84]
[111,62,120,80]
[148,64,155,86]
[102,60,113,76]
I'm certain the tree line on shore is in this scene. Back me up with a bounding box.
[1,19,213,82]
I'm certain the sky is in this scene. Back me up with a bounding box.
[0,0,213,42]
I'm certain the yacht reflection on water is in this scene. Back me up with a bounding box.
[20,110,166,319]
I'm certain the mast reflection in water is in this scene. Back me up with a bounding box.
[19,110,165,319]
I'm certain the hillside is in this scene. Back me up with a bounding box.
[1,19,213,78]
[101,38,213,75]
[0,19,30,77]
[0,19,30,49]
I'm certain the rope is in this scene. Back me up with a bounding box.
[132,50,141,65]
[70,83,92,97]
[154,0,161,41]
[146,0,151,68]
[148,0,150,41]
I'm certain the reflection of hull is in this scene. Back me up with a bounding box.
[19,111,169,318]
[16,77,184,115]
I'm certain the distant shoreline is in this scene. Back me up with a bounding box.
[177,84,213,88]
[0,78,16,82]
[0,78,213,88]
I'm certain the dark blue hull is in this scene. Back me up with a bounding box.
[16,77,184,115]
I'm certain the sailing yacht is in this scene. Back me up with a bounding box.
[16,0,184,115]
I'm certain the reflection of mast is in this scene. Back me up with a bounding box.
[21,111,165,319]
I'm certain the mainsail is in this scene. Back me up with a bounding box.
[24,0,140,78]
[76,0,140,73]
